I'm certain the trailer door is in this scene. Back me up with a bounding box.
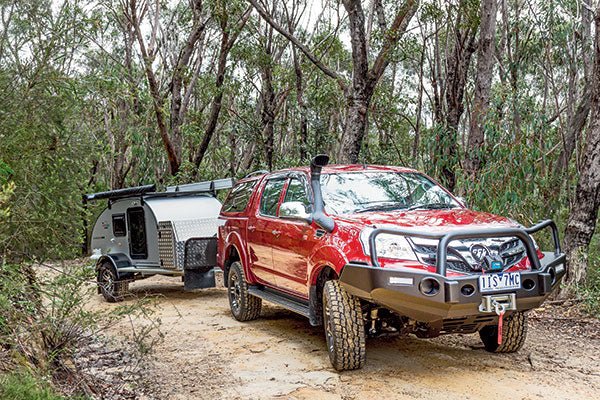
[127,207,148,259]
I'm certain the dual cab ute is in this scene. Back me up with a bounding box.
[217,155,566,371]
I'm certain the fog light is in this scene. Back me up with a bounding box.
[461,284,475,296]
[549,268,556,285]
[419,277,440,296]
[523,278,536,290]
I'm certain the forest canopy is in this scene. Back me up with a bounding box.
[0,0,598,302]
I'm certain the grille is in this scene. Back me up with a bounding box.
[409,237,527,274]
[158,221,176,269]
[184,238,217,270]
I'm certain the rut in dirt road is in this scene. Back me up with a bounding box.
[92,277,600,400]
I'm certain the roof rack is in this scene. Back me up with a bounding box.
[244,170,269,179]
[84,184,156,202]
[166,178,234,193]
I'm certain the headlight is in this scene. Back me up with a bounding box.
[360,228,418,261]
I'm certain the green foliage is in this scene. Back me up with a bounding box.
[582,235,600,316]
[0,372,63,400]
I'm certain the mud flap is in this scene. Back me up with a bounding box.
[184,268,216,290]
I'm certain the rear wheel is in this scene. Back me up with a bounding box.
[97,262,127,303]
[227,262,261,321]
[479,311,527,353]
[322,280,366,371]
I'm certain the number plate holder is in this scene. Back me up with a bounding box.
[478,272,521,292]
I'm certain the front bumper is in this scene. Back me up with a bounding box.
[340,221,566,322]
[340,256,566,323]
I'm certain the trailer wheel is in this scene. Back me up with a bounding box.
[227,262,261,321]
[479,311,527,353]
[97,262,127,303]
[322,280,366,371]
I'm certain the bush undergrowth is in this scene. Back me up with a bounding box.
[0,261,162,398]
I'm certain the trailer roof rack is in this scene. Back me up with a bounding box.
[165,178,234,193]
[84,184,156,202]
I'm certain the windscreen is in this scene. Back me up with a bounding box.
[320,172,460,215]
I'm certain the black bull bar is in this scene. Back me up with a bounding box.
[339,220,566,322]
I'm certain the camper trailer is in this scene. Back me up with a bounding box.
[86,179,233,302]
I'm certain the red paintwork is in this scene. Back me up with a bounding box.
[217,165,539,300]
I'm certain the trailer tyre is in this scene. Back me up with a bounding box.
[227,262,261,321]
[97,262,128,303]
[479,311,527,353]
[322,280,366,371]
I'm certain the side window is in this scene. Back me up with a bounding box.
[284,178,312,212]
[112,214,126,237]
[259,179,286,217]
[222,181,257,213]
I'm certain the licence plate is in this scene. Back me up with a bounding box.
[478,272,521,293]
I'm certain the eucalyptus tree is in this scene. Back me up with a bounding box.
[465,0,498,178]
[248,0,418,163]
[563,2,600,290]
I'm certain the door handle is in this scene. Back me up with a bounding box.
[271,229,281,236]
[248,225,256,232]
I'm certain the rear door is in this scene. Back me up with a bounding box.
[246,177,287,285]
[271,175,317,297]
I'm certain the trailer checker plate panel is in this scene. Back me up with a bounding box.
[478,272,521,292]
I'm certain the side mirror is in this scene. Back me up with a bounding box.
[280,201,312,223]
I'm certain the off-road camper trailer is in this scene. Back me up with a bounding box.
[86,179,233,302]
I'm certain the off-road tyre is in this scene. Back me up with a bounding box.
[479,311,527,353]
[227,262,261,321]
[97,262,128,303]
[322,280,366,371]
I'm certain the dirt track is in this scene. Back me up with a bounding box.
[93,276,600,400]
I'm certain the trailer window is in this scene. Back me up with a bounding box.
[222,181,257,213]
[112,214,126,237]
[127,207,147,259]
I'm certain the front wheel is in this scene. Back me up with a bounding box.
[227,262,261,321]
[322,280,366,371]
[479,311,527,353]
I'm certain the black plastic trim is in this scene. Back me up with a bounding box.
[368,220,562,276]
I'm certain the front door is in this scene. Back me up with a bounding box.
[271,176,317,297]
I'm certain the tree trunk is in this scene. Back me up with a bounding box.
[435,7,477,192]
[556,3,593,175]
[339,95,369,163]
[562,6,600,290]
[261,65,276,170]
[193,6,251,172]
[292,48,308,162]
[466,0,498,177]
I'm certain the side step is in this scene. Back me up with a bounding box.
[248,287,310,318]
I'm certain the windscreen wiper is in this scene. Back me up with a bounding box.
[355,202,408,213]
[406,203,458,211]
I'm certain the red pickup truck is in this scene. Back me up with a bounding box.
[217,155,565,371]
